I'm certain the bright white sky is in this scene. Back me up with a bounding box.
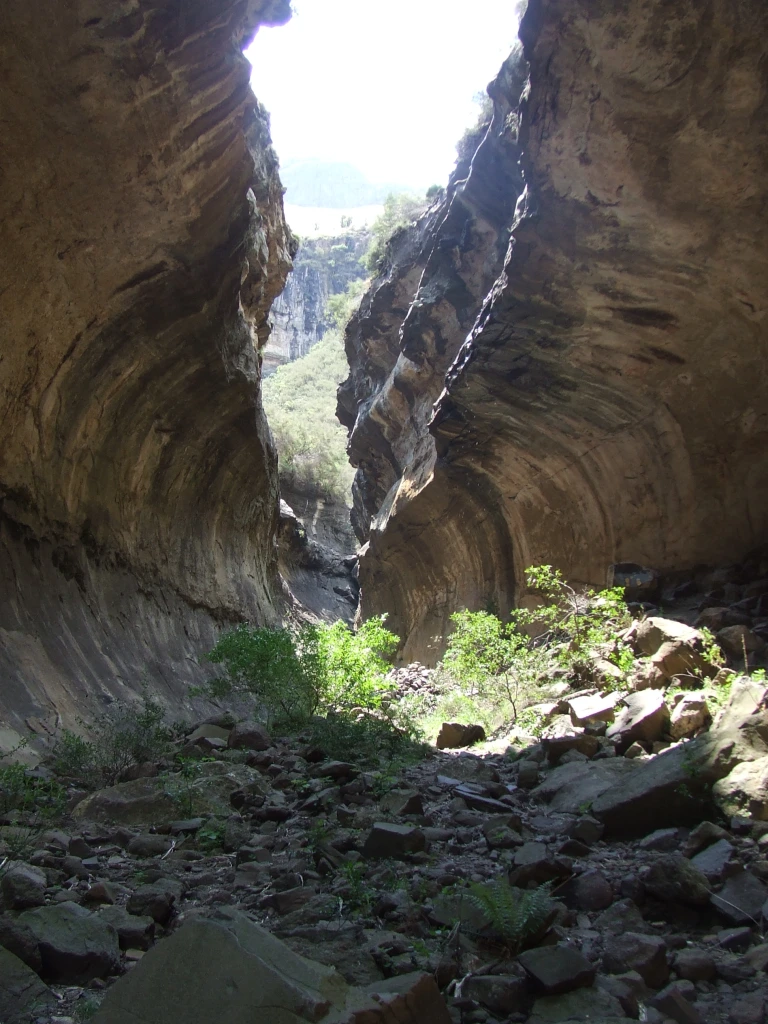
[246,0,520,191]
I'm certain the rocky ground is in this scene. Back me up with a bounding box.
[2,657,768,1023]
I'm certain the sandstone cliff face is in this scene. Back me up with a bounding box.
[264,230,369,375]
[343,0,768,663]
[0,0,293,744]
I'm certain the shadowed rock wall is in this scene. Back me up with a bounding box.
[0,0,294,745]
[343,0,768,663]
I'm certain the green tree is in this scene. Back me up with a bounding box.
[364,192,428,271]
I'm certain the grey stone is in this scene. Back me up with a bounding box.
[0,862,46,909]
[18,902,119,983]
[606,691,670,753]
[98,905,155,950]
[594,899,648,935]
[691,838,737,881]
[227,723,272,751]
[517,760,541,789]
[682,821,732,857]
[674,949,716,981]
[0,913,43,972]
[638,827,685,852]
[187,724,231,745]
[567,693,622,727]
[463,965,530,1015]
[127,879,183,925]
[91,908,451,1024]
[555,869,614,911]
[569,815,604,845]
[532,759,636,814]
[527,986,629,1023]
[648,981,703,1024]
[73,779,178,825]
[540,717,599,763]
[713,755,768,821]
[670,695,711,740]
[728,992,767,1024]
[509,842,570,887]
[602,932,669,988]
[127,834,175,858]
[362,823,426,859]
[718,926,753,951]
[712,870,768,925]
[0,947,55,1024]
[517,944,596,994]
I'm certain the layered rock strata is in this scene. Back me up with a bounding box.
[264,229,370,375]
[0,0,293,743]
[342,0,768,662]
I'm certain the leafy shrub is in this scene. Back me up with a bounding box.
[438,565,636,725]
[467,879,556,952]
[204,615,399,718]
[0,762,66,823]
[49,688,173,788]
[262,330,354,501]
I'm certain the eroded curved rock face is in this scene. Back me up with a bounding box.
[0,0,293,741]
[344,0,768,663]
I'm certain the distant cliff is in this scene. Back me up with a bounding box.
[264,230,369,374]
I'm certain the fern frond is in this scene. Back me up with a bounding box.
[467,879,555,953]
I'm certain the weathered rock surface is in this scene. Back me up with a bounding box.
[91,908,450,1024]
[0,948,55,1024]
[264,230,370,374]
[0,0,294,743]
[343,0,768,663]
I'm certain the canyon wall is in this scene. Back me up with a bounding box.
[342,0,768,663]
[0,0,294,747]
[264,230,370,375]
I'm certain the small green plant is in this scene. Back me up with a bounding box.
[196,821,226,853]
[364,192,428,272]
[466,879,556,953]
[167,756,214,817]
[0,760,67,823]
[340,861,374,912]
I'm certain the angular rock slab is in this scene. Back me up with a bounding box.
[606,691,670,753]
[713,755,768,820]
[91,908,450,1024]
[18,902,119,983]
[0,947,55,1024]
[517,944,596,995]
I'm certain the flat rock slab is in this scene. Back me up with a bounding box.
[517,944,596,994]
[532,759,636,814]
[91,908,450,1024]
[606,691,670,752]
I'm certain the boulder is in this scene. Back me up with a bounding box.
[98,905,155,950]
[713,755,768,820]
[606,691,670,753]
[463,965,530,1016]
[362,823,426,859]
[72,779,178,825]
[540,717,599,763]
[717,625,764,658]
[0,862,47,910]
[527,986,630,1023]
[18,902,120,983]
[435,722,486,749]
[0,947,55,1024]
[690,839,736,881]
[227,723,272,752]
[602,932,669,988]
[517,945,596,995]
[379,789,424,816]
[127,879,183,925]
[128,834,175,858]
[632,618,709,660]
[566,693,622,727]
[91,908,451,1024]
[593,678,768,836]
[532,759,636,814]
[554,869,614,911]
[670,695,712,740]
[0,914,44,972]
[711,870,768,925]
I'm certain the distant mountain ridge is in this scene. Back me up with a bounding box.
[280,159,412,209]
